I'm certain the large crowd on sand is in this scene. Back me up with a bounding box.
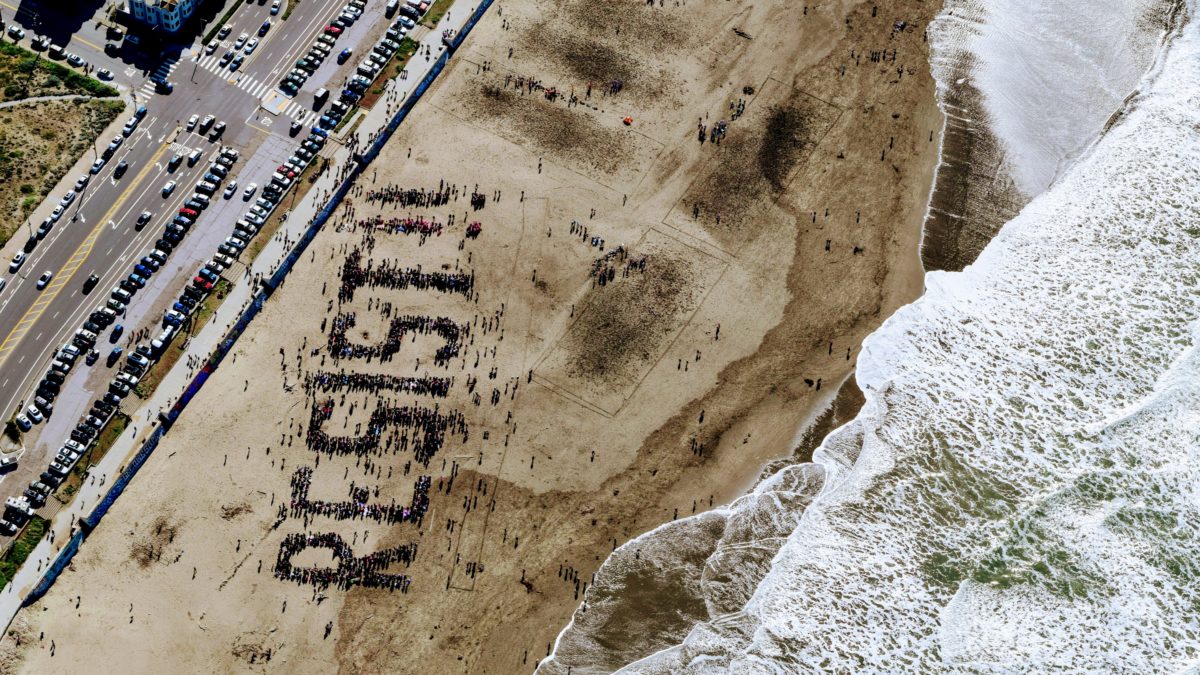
[266,184,495,592]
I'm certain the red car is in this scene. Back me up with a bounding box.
[179,207,199,218]
[192,276,213,291]
[324,25,342,36]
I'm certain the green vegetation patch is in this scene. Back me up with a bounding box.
[0,42,118,102]
[0,515,48,589]
[0,98,125,246]
[420,0,457,28]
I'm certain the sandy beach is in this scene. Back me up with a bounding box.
[1,0,944,671]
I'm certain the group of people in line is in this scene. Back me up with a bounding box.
[274,531,416,592]
[304,371,452,398]
[284,466,432,527]
[326,312,465,365]
[338,248,475,303]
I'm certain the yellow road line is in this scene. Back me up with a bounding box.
[0,142,170,365]
[73,35,102,52]
[0,227,99,359]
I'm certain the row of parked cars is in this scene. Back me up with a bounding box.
[278,2,365,97]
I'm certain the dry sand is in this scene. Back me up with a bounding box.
[2,0,944,671]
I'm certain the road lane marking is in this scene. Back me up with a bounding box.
[0,141,170,367]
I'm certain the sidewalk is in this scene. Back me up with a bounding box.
[0,3,483,631]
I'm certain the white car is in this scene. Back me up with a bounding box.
[162,180,177,197]
[223,181,238,199]
[26,405,43,424]
[244,38,259,54]
[74,175,89,190]
[186,114,199,130]
[60,190,76,206]
[234,33,248,49]
[50,205,64,222]
[243,183,257,198]
[271,0,281,13]
[36,270,53,289]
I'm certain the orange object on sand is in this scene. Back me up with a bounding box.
[623,117,633,125]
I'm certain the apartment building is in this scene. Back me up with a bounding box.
[127,0,200,33]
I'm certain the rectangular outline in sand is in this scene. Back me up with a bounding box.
[658,76,844,258]
[533,227,728,415]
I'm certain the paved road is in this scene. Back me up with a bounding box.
[0,0,407,511]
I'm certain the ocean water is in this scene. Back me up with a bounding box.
[540,1,1199,672]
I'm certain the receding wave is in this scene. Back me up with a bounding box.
[540,1,1198,672]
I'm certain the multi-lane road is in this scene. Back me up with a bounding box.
[0,0,411,503]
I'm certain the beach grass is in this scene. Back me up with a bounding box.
[0,515,47,588]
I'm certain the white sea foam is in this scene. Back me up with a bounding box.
[933,0,1171,196]
[541,1,1200,672]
